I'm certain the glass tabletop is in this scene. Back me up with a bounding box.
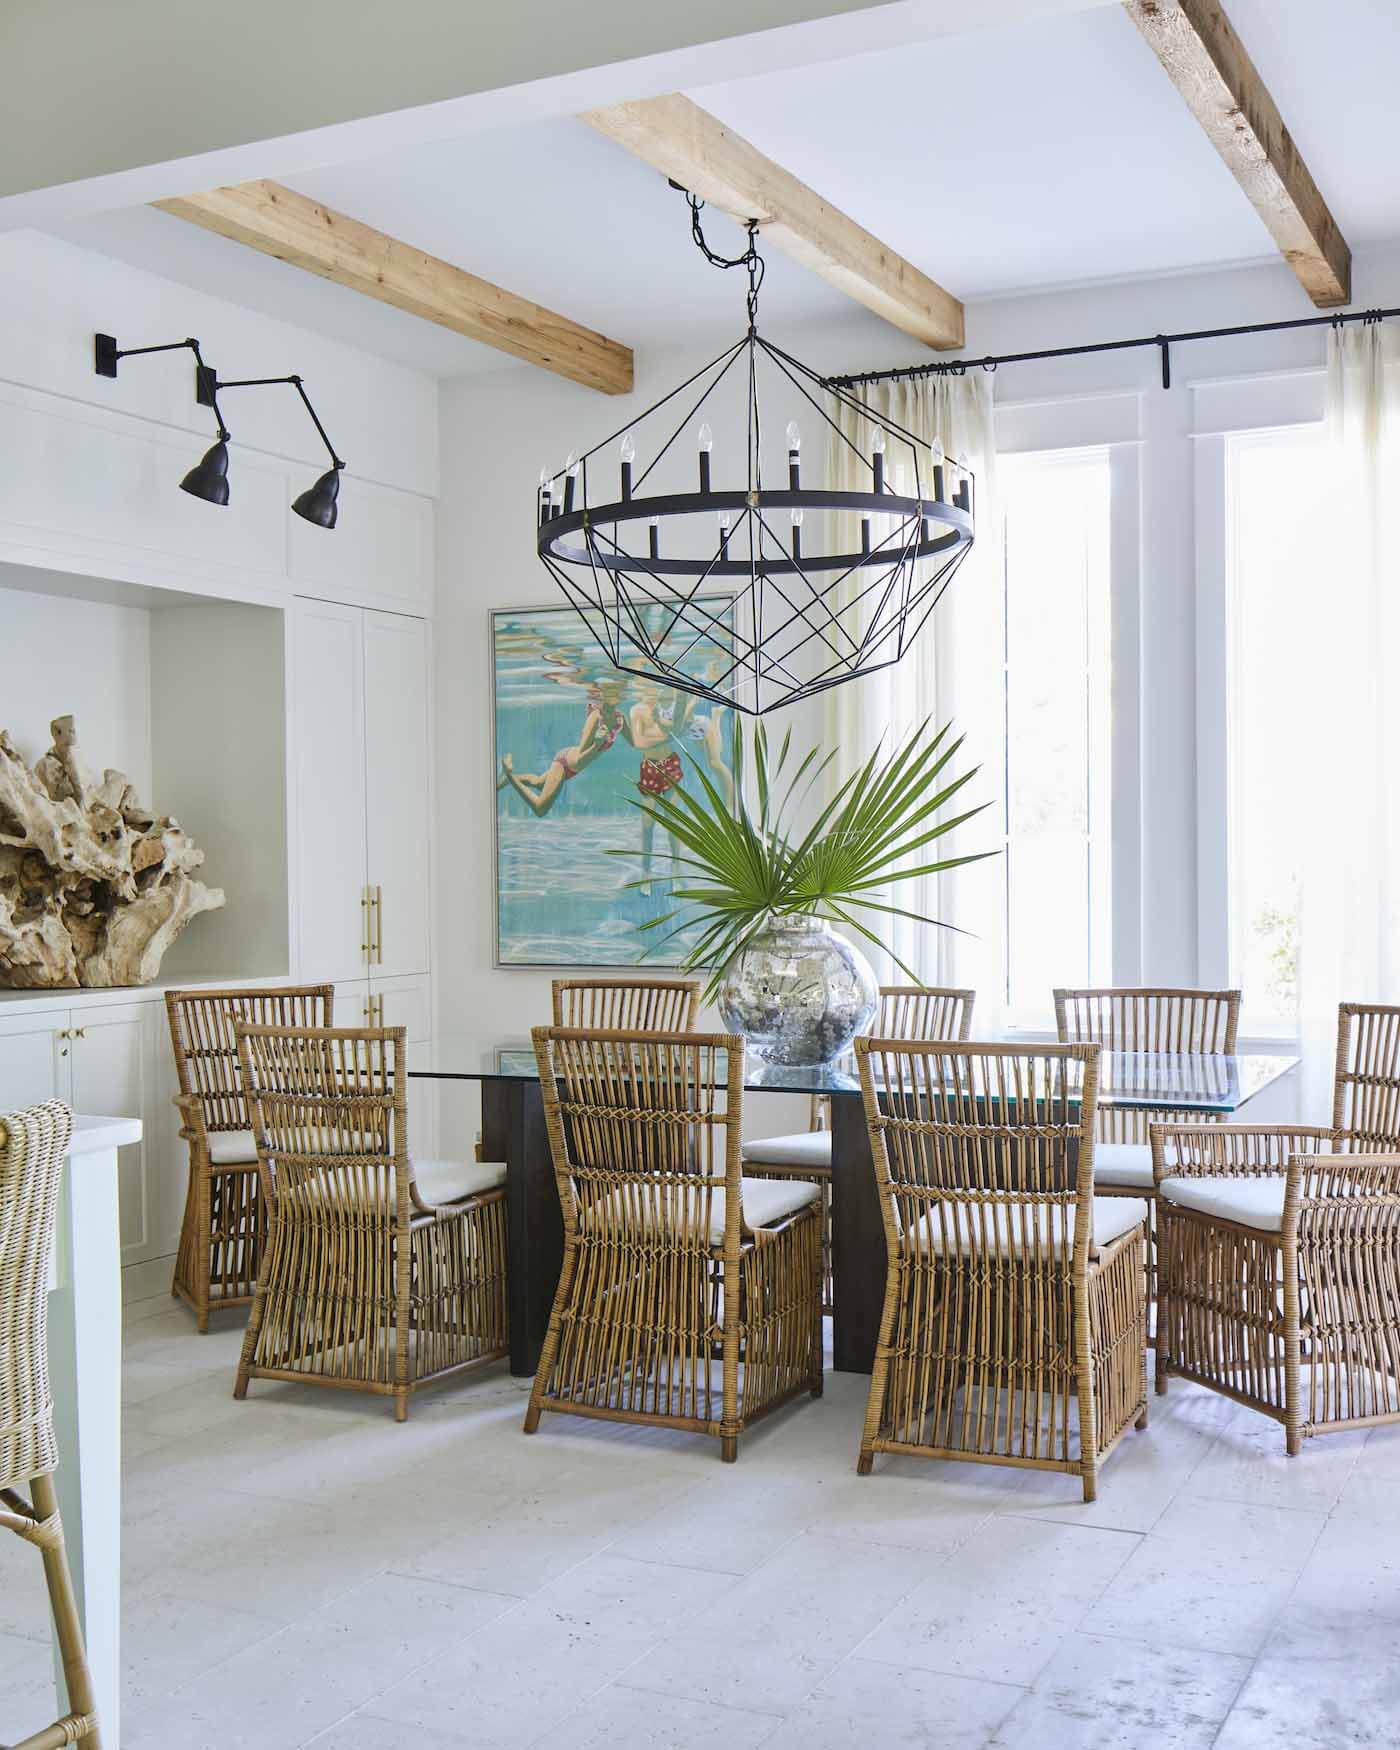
[410,1039,1299,1112]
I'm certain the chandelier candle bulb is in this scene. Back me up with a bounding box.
[932,463,946,502]
[620,431,635,500]
[718,510,731,554]
[538,467,552,526]
[786,419,802,489]
[790,503,804,558]
[563,452,579,514]
[697,422,713,491]
[648,515,660,560]
[861,515,872,555]
[871,425,886,493]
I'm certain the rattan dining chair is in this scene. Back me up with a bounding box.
[1151,1120,1400,1454]
[165,984,334,1331]
[1,1101,103,1749]
[855,1041,1149,1501]
[742,987,976,1310]
[233,1023,509,1421]
[1053,986,1242,1192]
[1332,1001,1400,1144]
[551,976,701,1032]
[524,1027,824,1462]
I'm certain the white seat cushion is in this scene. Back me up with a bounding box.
[741,1131,832,1171]
[208,1129,258,1165]
[1093,1142,1154,1190]
[582,1175,821,1246]
[1158,1174,1285,1234]
[412,1157,508,1205]
[906,1196,1149,1257]
[213,1127,386,1164]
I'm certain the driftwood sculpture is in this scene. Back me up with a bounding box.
[0,716,225,988]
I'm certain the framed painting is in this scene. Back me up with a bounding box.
[491,598,736,967]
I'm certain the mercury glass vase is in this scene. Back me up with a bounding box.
[718,913,878,1066]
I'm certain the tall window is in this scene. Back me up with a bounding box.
[1225,424,1326,1033]
[1001,449,1113,1021]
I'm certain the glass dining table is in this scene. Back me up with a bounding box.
[409,1041,1299,1377]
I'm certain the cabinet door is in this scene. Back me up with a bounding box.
[292,599,370,983]
[363,611,431,980]
[0,1008,71,1109]
[67,1003,170,1268]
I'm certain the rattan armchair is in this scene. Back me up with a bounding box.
[551,977,701,1031]
[165,984,333,1330]
[233,1024,509,1421]
[524,1027,824,1462]
[855,1041,1148,1501]
[1152,1121,1400,1453]
[1333,1001,1400,1143]
[1,1101,102,1749]
[742,986,976,1309]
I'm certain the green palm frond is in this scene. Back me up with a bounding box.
[612,718,997,1000]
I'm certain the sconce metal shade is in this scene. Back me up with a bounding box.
[179,440,231,506]
[292,465,341,529]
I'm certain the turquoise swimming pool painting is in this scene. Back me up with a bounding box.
[491,600,735,967]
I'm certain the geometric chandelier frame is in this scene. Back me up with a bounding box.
[536,197,974,716]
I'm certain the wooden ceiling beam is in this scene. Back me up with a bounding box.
[153,180,634,395]
[583,94,965,350]
[1126,0,1350,307]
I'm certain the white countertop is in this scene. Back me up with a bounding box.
[68,1114,143,1155]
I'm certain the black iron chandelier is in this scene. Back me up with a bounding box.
[535,192,974,716]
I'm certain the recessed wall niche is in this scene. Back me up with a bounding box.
[0,562,288,986]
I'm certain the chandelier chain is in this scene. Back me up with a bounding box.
[680,188,765,330]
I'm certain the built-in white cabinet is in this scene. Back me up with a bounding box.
[293,599,432,985]
[0,1002,179,1275]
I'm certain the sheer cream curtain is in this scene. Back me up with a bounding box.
[823,373,1005,1025]
[1298,323,1400,1108]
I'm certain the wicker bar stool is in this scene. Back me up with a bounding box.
[551,977,701,1032]
[742,987,976,1310]
[525,1027,824,1462]
[233,1024,509,1422]
[855,1041,1148,1501]
[1,1101,102,1750]
[165,984,334,1330]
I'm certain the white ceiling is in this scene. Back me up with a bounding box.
[46,0,1400,379]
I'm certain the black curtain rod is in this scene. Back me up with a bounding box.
[824,304,1400,393]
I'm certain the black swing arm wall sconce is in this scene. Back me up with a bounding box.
[94,332,345,528]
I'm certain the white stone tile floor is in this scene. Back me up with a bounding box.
[0,1291,1396,1747]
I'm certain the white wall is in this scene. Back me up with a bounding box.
[435,241,1400,1087]
[0,585,152,788]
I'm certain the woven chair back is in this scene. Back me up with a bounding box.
[0,1100,71,1491]
[1333,1002,1400,1146]
[857,1041,1101,1260]
[876,985,976,1041]
[1053,986,1240,1054]
[550,979,701,1033]
[233,1024,406,1223]
[532,1027,744,1252]
[166,985,334,1136]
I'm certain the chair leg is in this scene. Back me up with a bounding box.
[26,1473,102,1748]
[720,1434,738,1463]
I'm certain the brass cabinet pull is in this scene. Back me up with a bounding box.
[373,885,384,965]
[363,994,384,1028]
[361,887,373,959]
